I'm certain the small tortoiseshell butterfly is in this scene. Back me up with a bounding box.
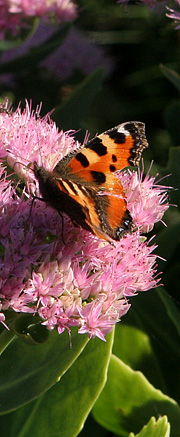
[34,121,148,242]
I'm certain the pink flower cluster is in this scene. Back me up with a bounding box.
[166,0,180,28]
[0,0,77,38]
[0,100,169,341]
[118,0,180,28]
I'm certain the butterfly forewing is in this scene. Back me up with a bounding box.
[57,121,148,180]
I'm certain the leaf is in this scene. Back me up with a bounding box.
[52,68,104,132]
[113,322,166,393]
[164,100,180,146]
[78,414,110,437]
[163,261,180,299]
[113,287,180,401]
[93,355,180,436]
[166,146,180,208]
[0,331,114,437]
[0,328,89,413]
[129,415,170,437]
[157,287,180,336]
[0,25,71,74]
[0,39,25,51]
[0,18,39,51]
[154,221,180,271]
[13,314,49,345]
[160,64,180,93]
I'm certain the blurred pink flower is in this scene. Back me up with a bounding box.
[117,0,167,12]
[0,0,77,38]
[166,1,180,28]
[1,23,113,83]
[40,27,113,79]
[0,100,169,341]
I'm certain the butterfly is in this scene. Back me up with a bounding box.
[33,121,148,242]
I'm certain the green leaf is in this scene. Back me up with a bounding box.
[0,331,114,437]
[113,287,180,401]
[163,261,180,298]
[93,355,180,436]
[13,314,49,345]
[0,18,39,51]
[0,39,26,51]
[0,328,89,413]
[113,322,166,393]
[166,146,180,208]
[129,416,170,437]
[154,221,180,271]
[78,414,110,437]
[52,68,104,132]
[157,288,180,337]
[0,25,71,74]
[0,328,16,355]
[164,100,180,146]
[160,64,180,93]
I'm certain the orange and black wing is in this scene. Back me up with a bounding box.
[53,122,148,240]
[34,122,148,241]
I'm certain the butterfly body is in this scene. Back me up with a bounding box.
[34,121,148,241]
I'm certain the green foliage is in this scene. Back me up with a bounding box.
[91,286,180,436]
[93,355,179,436]
[129,416,170,437]
[0,25,71,75]
[0,0,180,436]
[0,328,89,413]
[160,65,180,94]
[0,331,114,437]
[53,68,105,134]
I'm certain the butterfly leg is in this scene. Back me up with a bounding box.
[58,211,66,245]
[26,195,45,226]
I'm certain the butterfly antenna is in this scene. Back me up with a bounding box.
[35,105,44,166]
[13,160,34,174]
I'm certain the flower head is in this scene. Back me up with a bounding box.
[120,167,169,233]
[0,100,169,341]
[0,0,77,39]
[166,2,180,28]
[40,27,113,79]
[0,100,76,192]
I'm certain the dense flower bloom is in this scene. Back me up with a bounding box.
[0,0,77,39]
[120,168,169,233]
[0,100,169,341]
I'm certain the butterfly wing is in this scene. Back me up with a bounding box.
[54,121,148,184]
[53,121,148,240]
[34,122,148,241]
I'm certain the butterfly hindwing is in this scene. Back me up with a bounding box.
[34,121,148,241]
